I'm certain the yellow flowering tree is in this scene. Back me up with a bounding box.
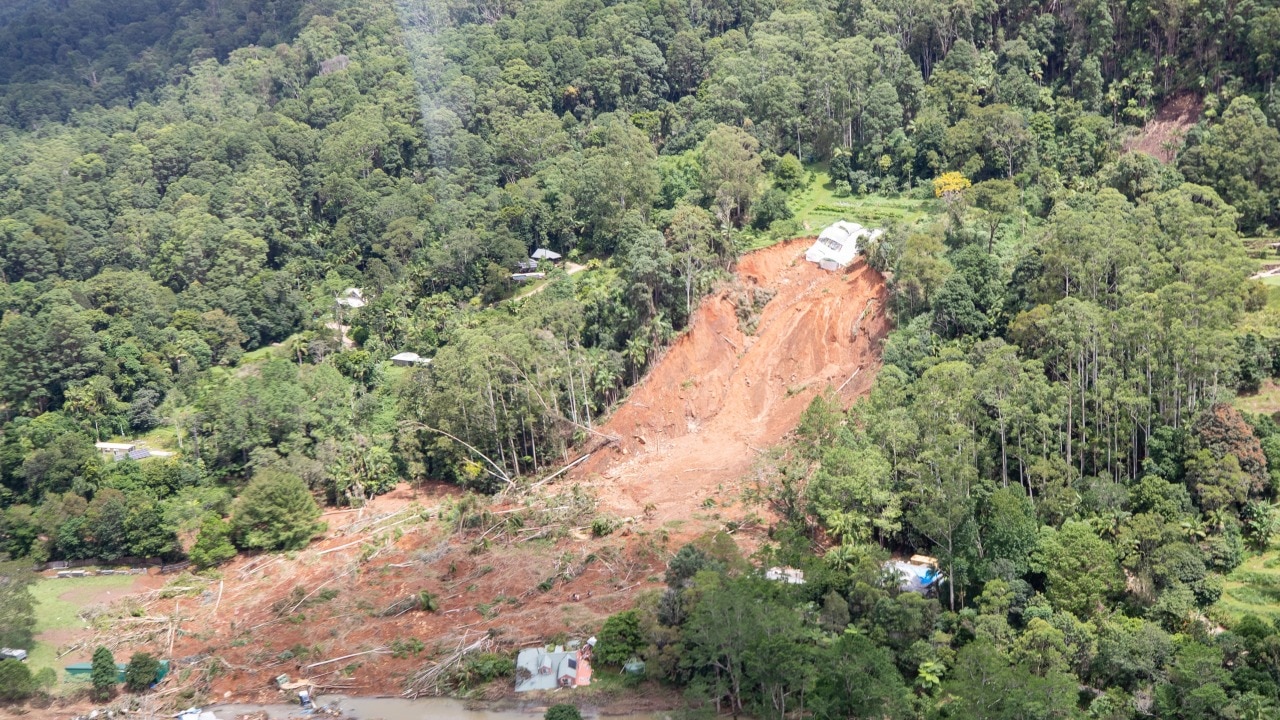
[932,171,972,198]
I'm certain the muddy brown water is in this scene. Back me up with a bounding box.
[208,696,670,720]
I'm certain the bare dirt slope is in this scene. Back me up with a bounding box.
[575,237,891,525]
[65,483,670,710]
[1124,93,1202,161]
[49,240,890,712]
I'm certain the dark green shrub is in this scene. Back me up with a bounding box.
[189,514,236,569]
[544,704,583,720]
[124,652,160,692]
[0,659,36,701]
[597,609,643,665]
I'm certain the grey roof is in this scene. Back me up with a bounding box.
[531,248,562,260]
[514,646,590,691]
[127,448,152,460]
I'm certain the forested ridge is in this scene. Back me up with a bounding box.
[1,0,1280,715]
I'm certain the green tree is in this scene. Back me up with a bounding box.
[809,633,909,720]
[1154,642,1231,719]
[123,652,160,692]
[229,470,324,551]
[1180,96,1280,230]
[190,514,237,569]
[699,124,764,229]
[773,153,806,192]
[90,645,117,700]
[808,444,901,545]
[0,561,37,651]
[967,179,1019,252]
[936,640,1082,719]
[597,610,643,665]
[0,659,37,701]
[1031,521,1122,617]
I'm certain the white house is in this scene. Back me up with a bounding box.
[390,351,431,367]
[805,221,882,271]
[765,566,806,584]
[336,287,367,309]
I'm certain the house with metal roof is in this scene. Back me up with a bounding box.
[95,442,137,461]
[805,221,882,270]
[514,639,595,692]
[390,351,431,367]
[335,287,368,308]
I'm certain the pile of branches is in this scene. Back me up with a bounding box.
[401,634,494,698]
[472,485,599,545]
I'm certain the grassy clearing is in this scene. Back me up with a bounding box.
[788,166,938,232]
[239,343,284,364]
[1219,542,1280,623]
[1235,379,1280,416]
[103,424,180,452]
[28,574,139,683]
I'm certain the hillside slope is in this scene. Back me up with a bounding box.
[576,237,891,525]
[70,239,890,706]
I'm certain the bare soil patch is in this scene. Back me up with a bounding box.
[1124,93,1202,161]
[573,237,890,528]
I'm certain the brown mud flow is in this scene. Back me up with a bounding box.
[574,236,890,526]
[60,240,889,707]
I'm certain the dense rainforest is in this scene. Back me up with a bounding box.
[1,0,1280,716]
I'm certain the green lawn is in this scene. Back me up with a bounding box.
[28,574,140,684]
[239,342,284,364]
[1235,379,1280,416]
[103,424,181,452]
[788,166,938,232]
[1219,542,1280,623]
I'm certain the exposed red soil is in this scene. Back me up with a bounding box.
[574,237,890,526]
[56,482,669,712]
[30,240,890,713]
[1124,93,1202,161]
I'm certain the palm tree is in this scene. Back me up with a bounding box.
[285,332,312,365]
[1180,517,1208,542]
[915,660,945,694]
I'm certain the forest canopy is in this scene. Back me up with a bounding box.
[1,0,1280,715]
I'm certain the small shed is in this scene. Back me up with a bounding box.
[66,660,169,684]
[805,221,881,270]
[390,352,430,367]
[95,442,136,460]
[531,248,562,261]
